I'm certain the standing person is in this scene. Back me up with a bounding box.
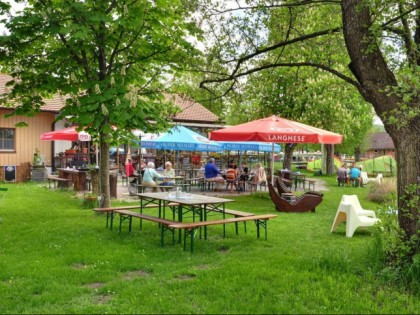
[161,161,176,187]
[204,157,225,191]
[142,161,164,192]
[349,162,362,187]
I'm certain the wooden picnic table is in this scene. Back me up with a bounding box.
[137,191,234,239]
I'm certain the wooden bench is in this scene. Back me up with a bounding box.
[112,210,277,253]
[114,210,178,246]
[93,205,142,229]
[168,214,278,252]
[93,202,179,229]
[209,209,254,234]
[47,175,70,190]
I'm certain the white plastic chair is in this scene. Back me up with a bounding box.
[331,200,380,237]
[360,171,368,187]
[339,195,376,218]
[366,173,383,185]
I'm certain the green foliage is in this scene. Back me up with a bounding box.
[0,0,201,139]
[372,188,420,293]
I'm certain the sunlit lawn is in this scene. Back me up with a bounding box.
[0,176,418,314]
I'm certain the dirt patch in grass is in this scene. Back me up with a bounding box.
[218,246,230,253]
[92,294,112,305]
[123,269,152,280]
[196,264,210,270]
[71,262,88,269]
[85,282,105,289]
[175,273,196,280]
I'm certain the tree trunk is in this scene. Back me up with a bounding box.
[282,143,295,170]
[99,138,110,208]
[354,147,361,162]
[394,128,420,242]
[90,169,99,195]
[342,0,420,250]
[325,144,335,175]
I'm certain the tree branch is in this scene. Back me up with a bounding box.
[200,62,360,89]
[201,0,340,17]
[228,27,342,78]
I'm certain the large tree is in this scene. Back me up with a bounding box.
[195,0,419,256]
[0,0,200,207]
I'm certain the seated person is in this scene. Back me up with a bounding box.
[142,162,164,192]
[349,162,362,186]
[225,165,239,192]
[251,162,267,186]
[337,164,348,185]
[204,158,225,191]
[161,161,176,186]
[239,162,249,182]
[125,159,137,184]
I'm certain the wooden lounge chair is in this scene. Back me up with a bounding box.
[275,177,324,198]
[268,183,323,213]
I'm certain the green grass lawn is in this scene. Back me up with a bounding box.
[0,178,418,314]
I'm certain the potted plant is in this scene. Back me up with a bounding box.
[82,192,97,209]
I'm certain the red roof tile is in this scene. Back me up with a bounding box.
[165,93,220,123]
[1,74,220,122]
[369,132,395,150]
[1,73,66,112]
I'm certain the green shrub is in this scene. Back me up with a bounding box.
[372,185,420,294]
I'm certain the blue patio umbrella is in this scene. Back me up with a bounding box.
[216,141,281,152]
[140,125,222,152]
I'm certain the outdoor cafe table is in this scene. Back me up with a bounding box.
[57,168,88,191]
[136,192,234,240]
[291,173,306,191]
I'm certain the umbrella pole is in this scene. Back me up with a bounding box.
[271,143,275,185]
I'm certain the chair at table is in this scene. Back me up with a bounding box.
[360,171,368,187]
[225,168,240,193]
[268,183,323,213]
[331,199,380,237]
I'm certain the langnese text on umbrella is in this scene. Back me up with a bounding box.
[268,135,306,142]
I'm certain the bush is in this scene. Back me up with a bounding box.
[367,177,397,203]
[371,184,420,294]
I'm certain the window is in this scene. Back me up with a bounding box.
[0,128,15,151]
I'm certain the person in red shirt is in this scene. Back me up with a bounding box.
[125,159,136,183]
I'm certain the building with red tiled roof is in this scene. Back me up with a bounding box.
[361,132,395,159]
[165,93,221,126]
[0,73,223,181]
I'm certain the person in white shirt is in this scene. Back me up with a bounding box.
[142,162,164,192]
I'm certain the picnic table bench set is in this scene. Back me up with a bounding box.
[93,191,277,253]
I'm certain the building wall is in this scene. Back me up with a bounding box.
[362,149,395,160]
[0,109,57,181]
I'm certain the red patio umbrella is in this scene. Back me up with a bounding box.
[209,115,343,184]
[40,126,91,142]
[210,115,342,144]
